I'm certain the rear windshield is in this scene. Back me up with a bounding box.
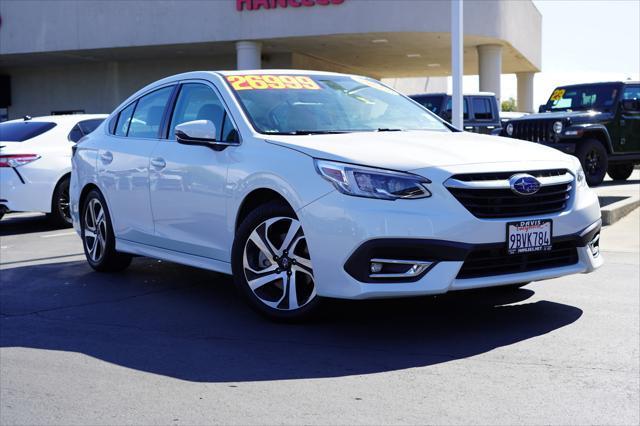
[0,121,57,142]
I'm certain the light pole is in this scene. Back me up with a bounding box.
[451,0,463,129]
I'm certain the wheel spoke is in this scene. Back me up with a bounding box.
[243,249,277,274]
[287,273,299,310]
[292,255,312,273]
[84,229,97,239]
[247,271,284,291]
[89,237,99,261]
[89,200,98,226]
[96,208,105,227]
[248,229,277,259]
[279,220,301,254]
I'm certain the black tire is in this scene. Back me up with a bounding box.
[232,201,321,321]
[47,175,72,228]
[607,162,634,181]
[81,189,132,272]
[576,139,608,186]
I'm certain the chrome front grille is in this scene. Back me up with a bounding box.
[445,170,574,219]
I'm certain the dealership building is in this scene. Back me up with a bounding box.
[0,0,541,121]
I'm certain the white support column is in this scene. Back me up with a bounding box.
[516,72,535,113]
[451,0,464,129]
[236,41,262,70]
[477,44,502,101]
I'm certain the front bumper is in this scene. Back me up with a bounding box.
[297,166,602,299]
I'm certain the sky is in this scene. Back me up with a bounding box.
[453,0,640,107]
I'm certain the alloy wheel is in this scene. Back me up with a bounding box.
[58,183,71,224]
[242,216,316,311]
[83,198,107,263]
[585,149,602,176]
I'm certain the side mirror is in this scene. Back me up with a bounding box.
[538,104,547,113]
[175,120,217,144]
[621,99,640,112]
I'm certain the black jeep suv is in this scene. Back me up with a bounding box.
[500,81,640,186]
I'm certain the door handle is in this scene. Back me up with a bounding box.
[150,157,166,170]
[99,151,113,164]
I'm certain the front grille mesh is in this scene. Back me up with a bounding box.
[447,170,573,219]
[511,120,556,142]
[457,241,579,279]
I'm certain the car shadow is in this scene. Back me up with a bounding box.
[0,213,70,237]
[597,177,640,187]
[0,258,583,383]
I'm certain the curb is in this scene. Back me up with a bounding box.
[599,195,640,226]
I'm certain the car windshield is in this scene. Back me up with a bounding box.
[0,121,57,142]
[224,74,449,134]
[544,84,620,112]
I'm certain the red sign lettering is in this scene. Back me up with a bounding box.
[237,0,344,11]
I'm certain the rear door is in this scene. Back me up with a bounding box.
[97,85,175,244]
[469,96,499,134]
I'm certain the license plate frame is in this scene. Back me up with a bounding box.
[506,219,553,255]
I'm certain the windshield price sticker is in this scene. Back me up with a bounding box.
[507,219,552,255]
[227,75,321,91]
[549,89,566,102]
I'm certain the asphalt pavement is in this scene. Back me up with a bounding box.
[0,204,638,424]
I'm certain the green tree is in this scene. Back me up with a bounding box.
[501,97,517,112]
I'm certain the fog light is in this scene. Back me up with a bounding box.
[370,262,383,274]
[589,233,600,257]
[369,258,433,279]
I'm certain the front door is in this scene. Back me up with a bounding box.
[148,82,240,261]
[619,85,640,153]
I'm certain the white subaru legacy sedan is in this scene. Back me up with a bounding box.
[70,70,603,320]
[1,114,107,225]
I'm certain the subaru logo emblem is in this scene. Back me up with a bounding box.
[509,174,541,195]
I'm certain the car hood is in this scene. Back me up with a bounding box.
[266,130,572,171]
[512,110,611,122]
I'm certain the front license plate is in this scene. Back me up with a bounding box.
[507,219,552,255]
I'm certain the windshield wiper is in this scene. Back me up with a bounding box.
[375,128,403,132]
[266,130,352,135]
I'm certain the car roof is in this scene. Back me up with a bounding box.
[410,92,496,97]
[555,81,640,88]
[3,114,108,125]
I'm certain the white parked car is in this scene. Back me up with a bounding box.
[70,71,603,320]
[0,114,107,225]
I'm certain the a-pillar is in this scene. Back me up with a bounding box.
[516,72,535,113]
[236,41,262,70]
[477,44,502,101]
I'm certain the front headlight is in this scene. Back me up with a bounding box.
[314,159,431,200]
[553,121,563,134]
[506,123,514,136]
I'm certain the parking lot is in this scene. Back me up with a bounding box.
[1,180,638,425]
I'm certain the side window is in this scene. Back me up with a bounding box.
[77,118,104,135]
[221,113,240,142]
[445,98,468,119]
[169,83,235,141]
[68,124,84,143]
[472,98,493,120]
[622,85,640,100]
[127,86,174,139]
[115,102,136,137]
